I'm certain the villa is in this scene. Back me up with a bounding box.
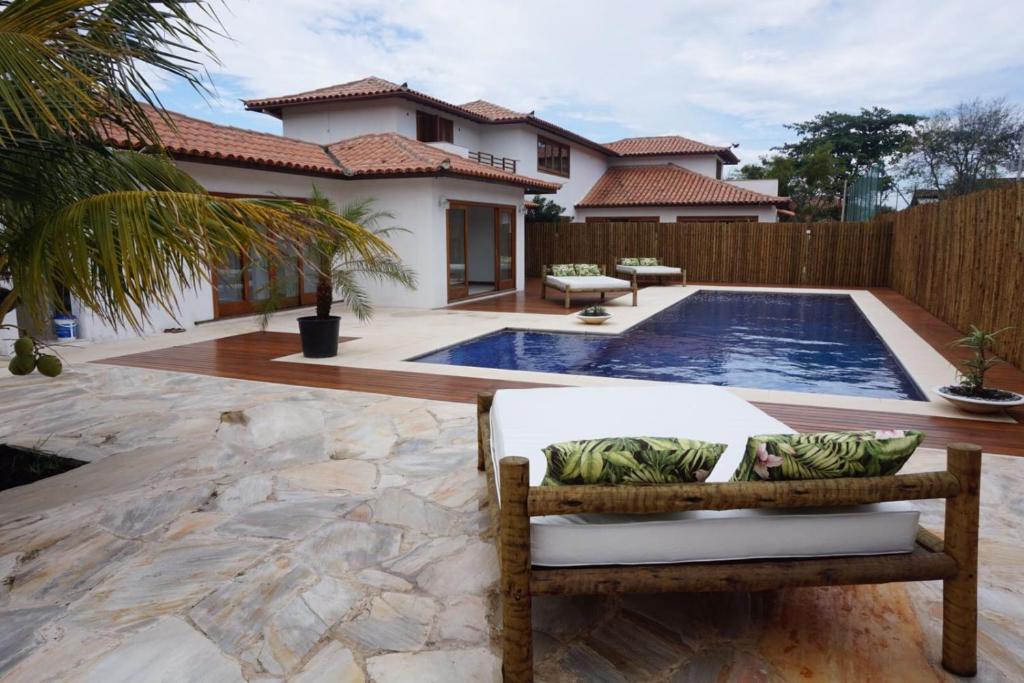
[80,76,789,342]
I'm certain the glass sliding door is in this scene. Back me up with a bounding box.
[447,206,469,301]
[214,250,248,317]
[446,202,516,302]
[497,208,515,290]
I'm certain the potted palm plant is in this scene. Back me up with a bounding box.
[934,326,1024,413]
[296,189,416,358]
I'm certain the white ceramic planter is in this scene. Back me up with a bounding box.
[933,385,1024,414]
[577,313,612,325]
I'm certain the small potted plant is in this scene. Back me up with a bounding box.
[577,305,612,325]
[934,326,1024,413]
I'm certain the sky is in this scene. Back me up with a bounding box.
[159,0,1024,168]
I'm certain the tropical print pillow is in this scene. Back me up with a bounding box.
[550,264,576,277]
[575,263,601,276]
[620,258,640,266]
[730,430,924,482]
[638,257,660,266]
[542,436,726,486]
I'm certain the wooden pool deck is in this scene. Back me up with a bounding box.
[98,284,1024,457]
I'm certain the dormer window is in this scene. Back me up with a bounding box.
[416,111,454,143]
[537,136,570,177]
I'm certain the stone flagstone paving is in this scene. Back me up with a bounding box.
[0,364,1022,681]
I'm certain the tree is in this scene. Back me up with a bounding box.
[781,107,921,195]
[305,190,416,321]
[0,0,399,340]
[735,107,919,220]
[900,99,1024,198]
[525,195,565,222]
[731,148,840,221]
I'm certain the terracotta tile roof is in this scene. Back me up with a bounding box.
[459,100,527,121]
[325,133,560,190]
[245,78,613,155]
[604,135,739,162]
[244,76,494,123]
[245,76,405,108]
[99,107,559,192]
[98,107,342,175]
[576,164,789,208]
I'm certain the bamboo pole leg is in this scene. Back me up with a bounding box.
[942,443,982,677]
[476,392,494,472]
[564,290,570,309]
[500,457,533,682]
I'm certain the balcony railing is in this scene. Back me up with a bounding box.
[469,151,517,174]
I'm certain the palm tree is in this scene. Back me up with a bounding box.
[0,1,407,363]
[307,188,416,321]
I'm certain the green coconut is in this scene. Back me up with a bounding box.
[8,355,35,375]
[36,354,62,377]
[13,336,34,357]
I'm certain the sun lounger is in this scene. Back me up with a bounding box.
[540,264,637,309]
[615,258,686,286]
[477,385,981,682]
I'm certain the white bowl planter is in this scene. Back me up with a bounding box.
[577,313,612,325]
[933,385,1024,414]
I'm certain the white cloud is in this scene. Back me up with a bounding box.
[184,0,1024,148]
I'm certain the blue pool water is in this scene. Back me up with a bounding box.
[413,291,926,400]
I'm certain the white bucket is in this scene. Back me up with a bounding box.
[54,315,78,341]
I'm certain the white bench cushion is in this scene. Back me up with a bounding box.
[616,265,682,276]
[545,275,632,291]
[489,386,920,567]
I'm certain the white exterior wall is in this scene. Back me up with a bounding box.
[726,178,779,196]
[70,160,527,341]
[476,124,608,218]
[574,204,777,223]
[281,99,483,152]
[608,154,723,178]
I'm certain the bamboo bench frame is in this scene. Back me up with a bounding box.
[615,257,688,287]
[539,264,638,309]
[476,392,981,682]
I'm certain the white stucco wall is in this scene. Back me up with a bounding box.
[67,160,528,341]
[280,98,483,151]
[574,204,777,223]
[726,179,779,196]
[476,124,608,218]
[1,280,16,356]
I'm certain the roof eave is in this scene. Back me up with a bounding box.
[244,90,494,124]
[575,199,787,209]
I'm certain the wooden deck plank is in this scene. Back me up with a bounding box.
[97,285,1024,456]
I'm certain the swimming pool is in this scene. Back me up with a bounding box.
[412,290,927,400]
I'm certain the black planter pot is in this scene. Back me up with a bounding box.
[297,315,341,358]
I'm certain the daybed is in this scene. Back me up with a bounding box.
[615,257,687,286]
[540,264,637,309]
[476,385,981,682]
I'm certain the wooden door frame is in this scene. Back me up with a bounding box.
[209,192,310,319]
[496,207,516,291]
[447,200,518,303]
[447,205,470,302]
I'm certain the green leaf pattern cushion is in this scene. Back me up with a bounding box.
[551,264,576,277]
[638,257,659,266]
[620,258,640,266]
[575,263,601,276]
[542,437,726,486]
[731,430,924,482]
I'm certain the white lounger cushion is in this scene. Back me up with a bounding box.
[616,265,682,275]
[490,386,920,567]
[544,275,632,291]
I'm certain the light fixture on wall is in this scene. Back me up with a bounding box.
[438,197,449,210]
